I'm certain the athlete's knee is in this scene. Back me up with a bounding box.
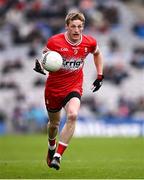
[67,110,78,121]
[48,121,60,130]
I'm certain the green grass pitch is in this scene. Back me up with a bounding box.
[0,134,144,179]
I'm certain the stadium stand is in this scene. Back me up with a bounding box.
[0,0,144,134]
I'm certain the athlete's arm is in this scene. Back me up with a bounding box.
[91,49,104,92]
[93,49,103,75]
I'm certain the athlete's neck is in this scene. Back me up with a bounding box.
[65,32,82,46]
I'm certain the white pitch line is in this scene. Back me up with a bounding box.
[0,159,85,164]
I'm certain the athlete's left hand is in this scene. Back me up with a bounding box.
[91,75,104,92]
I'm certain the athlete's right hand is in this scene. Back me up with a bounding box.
[33,59,46,75]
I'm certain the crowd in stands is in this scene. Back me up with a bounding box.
[0,0,144,134]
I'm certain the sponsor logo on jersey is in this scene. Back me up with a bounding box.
[62,58,83,70]
[61,48,68,51]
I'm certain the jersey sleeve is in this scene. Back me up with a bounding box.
[46,37,55,51]
[89,36,99,54]
[41,38,54,55]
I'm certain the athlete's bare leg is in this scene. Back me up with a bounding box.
[46,111,61,167]
[60,97,80,144]
[49,97,80,170]
[47,111,61,139]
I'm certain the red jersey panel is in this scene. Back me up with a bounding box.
[45,33,97,97]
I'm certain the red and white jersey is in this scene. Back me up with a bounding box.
[45,32,98,96]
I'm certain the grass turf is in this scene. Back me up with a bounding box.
[0,134,144,179]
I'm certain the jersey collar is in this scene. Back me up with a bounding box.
[64,32,82,46]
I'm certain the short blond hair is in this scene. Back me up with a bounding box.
[65,11,85,25]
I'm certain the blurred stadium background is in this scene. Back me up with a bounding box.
[0,0,144,137]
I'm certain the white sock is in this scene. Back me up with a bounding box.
[49,144,56,150]
[54,153,61,159]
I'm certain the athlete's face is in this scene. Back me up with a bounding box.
[66,20,84,43]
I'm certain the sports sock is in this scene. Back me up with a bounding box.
[48,137,56,150]
[54,141,68,158]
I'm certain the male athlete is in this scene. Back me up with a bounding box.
[33,11,104,170]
